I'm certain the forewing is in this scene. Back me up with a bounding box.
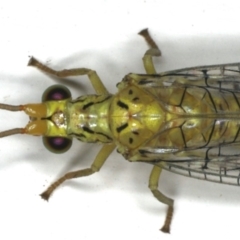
[139,63,240,186]
[162,155,240,187]
[140,62,240,91]
[142,141,240,186]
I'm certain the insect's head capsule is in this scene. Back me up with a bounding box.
[0,85,72,154]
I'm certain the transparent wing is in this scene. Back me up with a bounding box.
[159,145,240,186]
[140,62,240,91]
[136,62,240,186]
[162,160,240,186]
[139,140,240,186]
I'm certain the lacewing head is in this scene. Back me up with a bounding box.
[0,85,72,153]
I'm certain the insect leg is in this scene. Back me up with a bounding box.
[40,143,115,200]
[138,29,161,74]
[28,57,108,95]
[149,165,174,234]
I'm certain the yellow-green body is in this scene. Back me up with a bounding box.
[48,71,240,166]
[66,74,164,157]
[2,29,240,233]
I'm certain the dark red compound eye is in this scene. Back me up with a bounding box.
[42,137,72,154]
[42,85,71,102]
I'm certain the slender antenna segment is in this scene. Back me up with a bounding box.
[0,104,24,137]
[0,128,24,138]
[0,103,23,111]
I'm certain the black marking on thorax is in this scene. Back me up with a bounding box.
[116,123,128,133]
[117,100,128,110]
[83,102,94,110]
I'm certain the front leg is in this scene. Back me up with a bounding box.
[41,143,116,200]
[28,57,109,95]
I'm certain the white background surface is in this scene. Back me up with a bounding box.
[0,1,240,240]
